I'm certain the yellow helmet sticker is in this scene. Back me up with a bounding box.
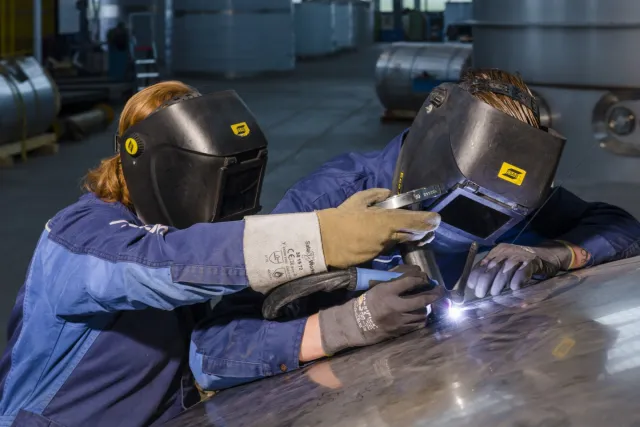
[124,138,138,156]
[396,171,404,194]
[498,162,527,186]
[552,337,576,359]
[230,122,250,137]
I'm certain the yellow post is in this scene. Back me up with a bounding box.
[1,0,6,58]
[9,0,15,57]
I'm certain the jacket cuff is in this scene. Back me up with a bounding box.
[557,229,617,267]
[262,317,308,377]
[243,213,328,293]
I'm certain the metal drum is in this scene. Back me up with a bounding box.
[294,1,337,57]
[473,0,640,218]
[173,0,295,77]
[472,0,640,88]
[375,42,472,112]
[0,56,60,146]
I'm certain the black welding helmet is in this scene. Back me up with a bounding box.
[116,89,268,229]
[394,80,566,246]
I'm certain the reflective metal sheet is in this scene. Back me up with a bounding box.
[168,257,640,427]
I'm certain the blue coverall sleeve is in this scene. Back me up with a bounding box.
[190,133,405,391]
[190,291,307,391]
[530,187,640,265]
[44,200,249,316]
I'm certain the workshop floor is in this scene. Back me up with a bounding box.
[0,45,407,348]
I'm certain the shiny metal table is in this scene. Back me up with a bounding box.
[168,257,640,427]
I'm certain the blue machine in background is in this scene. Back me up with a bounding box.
[444,1,473,42]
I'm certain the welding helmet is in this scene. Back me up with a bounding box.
[115,89,268,229]
[394,79,566,247]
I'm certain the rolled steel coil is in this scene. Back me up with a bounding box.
[375,42,472,112]
[0,56,60,146]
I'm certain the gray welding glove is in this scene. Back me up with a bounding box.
[319,269,446,356]
[467,243,573,298]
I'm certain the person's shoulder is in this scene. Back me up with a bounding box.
[46,193,139,238]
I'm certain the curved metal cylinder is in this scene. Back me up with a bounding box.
[375,42,472,112]
[472,0,640,88]
[0,57,60,146]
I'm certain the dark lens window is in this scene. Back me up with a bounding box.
[219,166,261,219]
[438,195,511,239]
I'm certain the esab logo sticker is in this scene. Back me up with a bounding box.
[552,337,576,360]
[498,162,527,186]
[230,122,250,137]
[124,138,138,155]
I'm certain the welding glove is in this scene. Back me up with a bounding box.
[243,188,440,294]
[316,188,441,269]
[319,268,446,356]
[467,243,573,298]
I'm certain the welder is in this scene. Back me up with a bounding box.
[190,69,640,394]
[0,81,440,426]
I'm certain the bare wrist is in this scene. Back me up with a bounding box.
[299,314,326,363]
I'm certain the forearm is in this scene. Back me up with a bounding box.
[50,211,330,315]
[532,188,640,265]
[300,314,327,362]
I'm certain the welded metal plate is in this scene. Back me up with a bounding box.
[168,257,640,427]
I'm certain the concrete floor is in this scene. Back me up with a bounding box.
[0,46,407,348]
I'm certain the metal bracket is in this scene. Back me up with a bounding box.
[593,91,640,157]
[373,185,447,210]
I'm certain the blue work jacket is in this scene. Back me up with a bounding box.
[0,194,253,427]
[190,131,640,392]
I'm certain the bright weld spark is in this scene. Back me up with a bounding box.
[447,298,471,321]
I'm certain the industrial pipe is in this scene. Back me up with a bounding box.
[33,0,42,63]
[0,56,60,146]
[374,42,472,112]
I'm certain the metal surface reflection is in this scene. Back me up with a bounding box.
[167,257,640,427]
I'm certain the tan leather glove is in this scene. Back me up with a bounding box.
[316,188,441,269]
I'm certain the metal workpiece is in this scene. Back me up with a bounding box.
[472,0,640,88]
[170,256,640,427]
[0,56,60,146]
[374,42,472,112]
